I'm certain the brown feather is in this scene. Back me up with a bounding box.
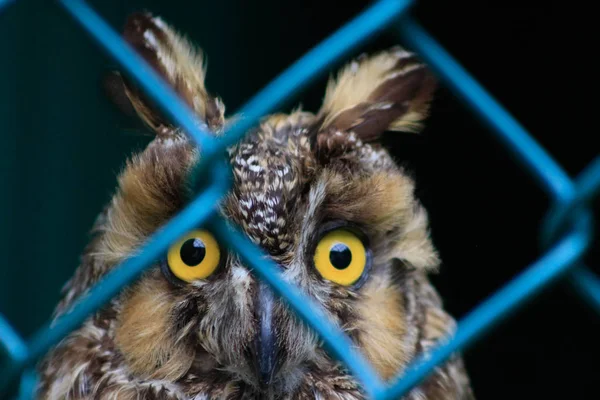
[115,274,195,381]
[113,12,225,134]
[317,47,436,141]
[39,14,473,399]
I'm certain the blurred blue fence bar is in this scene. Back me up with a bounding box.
[0,315,28,364]
[0,0,598,398]
[60,0,215,150]
[210,218,386,396]
[0,0,14,12]
[396,18,573,199]
[570,267,600,313]
[383,226,592,399]
[215,0,413,156]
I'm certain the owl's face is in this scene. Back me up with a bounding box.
[105,114,437,398]
[39,13,472,400]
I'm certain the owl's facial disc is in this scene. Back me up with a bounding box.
[107,129,440,397]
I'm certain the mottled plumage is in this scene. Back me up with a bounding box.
[38,12,474,400]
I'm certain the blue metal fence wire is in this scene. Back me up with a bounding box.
[0,0,598,398]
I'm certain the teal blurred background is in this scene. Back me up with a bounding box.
[1,1,598,398]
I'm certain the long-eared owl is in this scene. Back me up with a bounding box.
[38,12,474,400]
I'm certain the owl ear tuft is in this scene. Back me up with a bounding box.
[316,47,436,142]
[107,12,225,135]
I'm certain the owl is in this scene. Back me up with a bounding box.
[37,12,474,400]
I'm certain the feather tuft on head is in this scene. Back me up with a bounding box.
[317,47,437,141]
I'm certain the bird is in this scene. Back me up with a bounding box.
[37,12,474,400]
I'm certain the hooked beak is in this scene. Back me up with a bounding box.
[254,281,279,388]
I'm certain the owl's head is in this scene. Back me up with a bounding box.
[60,13,442,398]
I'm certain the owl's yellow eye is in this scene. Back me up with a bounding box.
[313,228,369,286]
[167,230,221,283]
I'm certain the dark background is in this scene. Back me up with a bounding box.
[0,0,598,398]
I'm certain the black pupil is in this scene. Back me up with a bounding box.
[329,243,352,270]
[180,238,206,267]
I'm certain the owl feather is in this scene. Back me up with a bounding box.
[38,12,473,400]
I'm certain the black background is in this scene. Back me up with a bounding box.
[0,0,598,398]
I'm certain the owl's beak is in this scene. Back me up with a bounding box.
[254,281,279,388]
